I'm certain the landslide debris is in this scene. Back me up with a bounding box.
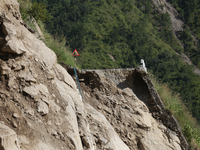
[65,67,188,150]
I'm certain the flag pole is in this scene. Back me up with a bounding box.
[72,49,84,101]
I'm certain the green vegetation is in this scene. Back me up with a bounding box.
[166,0,200,68]
[19,0,51,22]
[151,74,200,149]
[26,2,52,22]
[167,0,200,39]
[18,0,76,67]
[18,0,31,21]
[39,21,77,67]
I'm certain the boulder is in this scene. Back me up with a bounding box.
[0,122,20,150]
[37,100,49,116]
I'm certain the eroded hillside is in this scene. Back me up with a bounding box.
[0,0,189,150]
[64,66,188,150]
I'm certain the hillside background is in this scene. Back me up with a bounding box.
[18,0,200,149]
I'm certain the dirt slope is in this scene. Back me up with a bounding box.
[65,67,189,150]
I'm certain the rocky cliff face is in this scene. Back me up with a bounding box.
[0,0,188,150]
[65,67,188,150]
[152,0,183,32]
[152,0,200,76]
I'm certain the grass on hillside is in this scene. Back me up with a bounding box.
[150,74,200,149]
[18,0,77,68]
[38,20,77,67]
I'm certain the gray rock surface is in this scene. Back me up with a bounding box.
[0,122,20,150]
[77,68,188,150]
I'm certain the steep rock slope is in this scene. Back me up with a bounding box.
[66,67,188,150]
[0,0,188,150]
[152,0,183,32]
[152,0,200,75]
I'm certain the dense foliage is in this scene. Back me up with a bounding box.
[166,0,200,68]
[167,0,200,38]
[19,0,51,22]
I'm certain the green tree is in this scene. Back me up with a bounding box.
[27,2,52,22]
